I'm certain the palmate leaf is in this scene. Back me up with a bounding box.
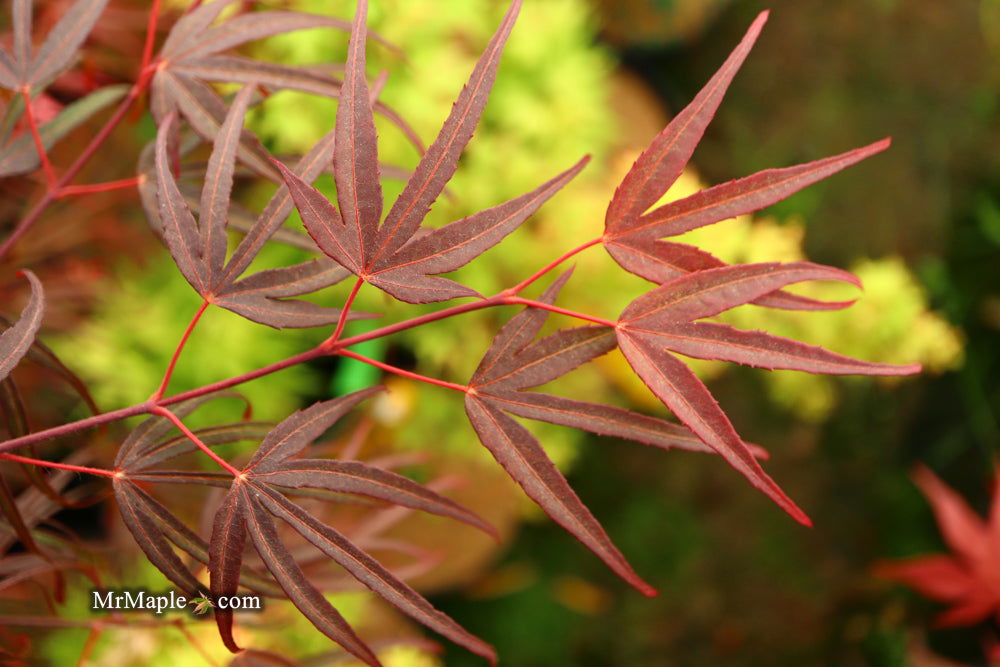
[462,273,737,596]
[112,394,284,601]
[616,262,921,524]
[0,271,44,383]
[170,388,499,663]
[0,0,108,91]
[152,91,371,329]
[277,0,587,304]
[150,0,418,179]
[602,11,889,311]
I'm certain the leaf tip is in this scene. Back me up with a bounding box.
[637,581,659,598]
[792,507,813,528]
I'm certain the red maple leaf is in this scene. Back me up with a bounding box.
[876,465,1000,630]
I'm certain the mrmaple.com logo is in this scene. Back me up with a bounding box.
[90,589,262,615]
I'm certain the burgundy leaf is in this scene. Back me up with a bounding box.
[620,262,859,325]
[0,377,27,437]
[132,483,283,598]
[173,12,354,61]
[241,488,381,667]
[256,485,497,664]
[619,140,892,242]
[475,326,615,392]
[155,112,209,294]
[12,0,31,82]
[605,237,724,284]
[358,272,478,305]
[159,0,238,56]
[220,258,350,300]
[251,459,495,538]
[244,388,382,471]
[642,321,921,375]
[153,1,417,160]
[0,270,43,383]
[225,208,319,253]
[471,270,573,384]
[114,481,203,595]
[0,475,43,559]
[465,394,656,596]
[214,258,374,329]
[28,0,108,87]
[367,156,589,303]
[173,56,343,100]
[334,0,382,269]
[601,11,889,314]
[484,391,723,456]
[209,487,246,653]
[605,11,767,230]
[160,71,279,180]
[616,329,810,526]
[222,127,338,284]
[272,158,360,273]
[604,237,851,311]
[0,47,17,89]
[201,85,256,284]
[371,0,523,263]
[277,1,572,305]
[213,293,361,330]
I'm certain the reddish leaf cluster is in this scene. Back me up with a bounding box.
[0,0,924,663]
[876,467,1000,632]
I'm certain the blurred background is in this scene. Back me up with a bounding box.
[2,0,998,664]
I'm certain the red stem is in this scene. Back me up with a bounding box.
[20,88,57,188]
[504,296,617,328]
[0,83,147,260]
[0,402,153,455]
[328,276,365,346]
[335,349,469,393]
[57,176,143,198]
[160,347,325,407]
[0,0,164,262]
[0,273,615,454]
[151,299,210,401]
[0,452,115,478]
[507,237,602,295]
[139,0,162,76]
[330,297,501,351]
[150,406,242,478]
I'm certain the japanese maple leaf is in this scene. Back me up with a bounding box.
[876,466,1000,629]
[276,0,588,304]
